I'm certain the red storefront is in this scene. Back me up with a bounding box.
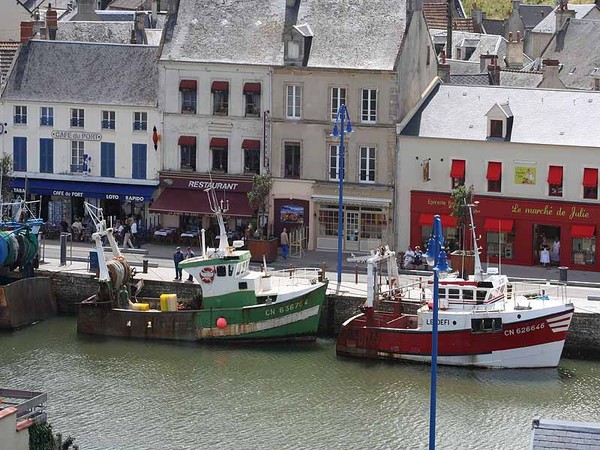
[411,191,599,271]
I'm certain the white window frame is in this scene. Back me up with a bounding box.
[359,146,376,183]
[329,144,340,181]
[71,108,84,128]
[40,107,53,126]
[102,110,115,130]
[133,111,147,131]
[331,87,347,121]
[71,140,85,172]
[286,85,302,119]
[361,89,377,123]
[14,105,27,125]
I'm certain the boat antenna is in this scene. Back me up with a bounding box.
[205,178,229,255]
[467,201,484,281]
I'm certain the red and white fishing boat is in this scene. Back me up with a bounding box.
[336,208,575,369]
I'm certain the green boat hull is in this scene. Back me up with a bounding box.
[77,281,328,343]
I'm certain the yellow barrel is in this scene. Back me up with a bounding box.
[160,294,178,312]
[130,303,150,311]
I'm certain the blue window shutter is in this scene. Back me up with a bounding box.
[101,142,115,177]
[132,144,147,179]
[13,137,27,171]
[40,138,53,173]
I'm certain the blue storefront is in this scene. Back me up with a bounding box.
[11,177,158,225]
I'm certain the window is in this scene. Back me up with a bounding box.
[40,107,53,126]
[583,168,598,200]
[101,142,115,177]
[180,80,197,114]
[179,136,196,171]
[133,112,147,131]
[487,161,502,192]
[284,142,301,178]
[359,146,376,183]
[132,143,147,179]
[287,41,300,59]
[210,138,228,173]
[318,206,339,237]
[242,139,260,174]
[71,108,84,128]
[490,120,503,138]
[471,317,503,333]
[572,236,595,265]
[102,110,115,130]
[331,87,346,121]
[13,137,27,171]
[450,159,465,188]
[329,144,340,181]
[487,231,515,260]
[547,165,563,197]
[244,83,261,117]
[212,81,229,115]
[39,138,53,173]
[286,85,302,119]
[14,106,27,125]
[71,141,85,173]
[361,89,377,123]
[360,209,385,239]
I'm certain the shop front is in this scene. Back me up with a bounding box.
[410,191,600,270]
[149,173,254,245]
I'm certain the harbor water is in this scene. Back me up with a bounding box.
[1,317,599,449]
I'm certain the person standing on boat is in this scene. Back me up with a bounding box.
[185,247,195,282]
[280,227,289,260]
[173,247,184,281]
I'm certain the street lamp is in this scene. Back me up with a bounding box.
[425,215,450,450]
[331,104,353,284]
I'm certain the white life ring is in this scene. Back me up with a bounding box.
[200,266,216,284]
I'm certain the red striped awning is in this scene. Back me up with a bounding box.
[583,168,598,187]
[418,214,457,227]
[211,81,229,92]
[242,139,260,150]
[484,218,514,232]
[243,82,261,94]
[450,160,465,178]
[570,224,595,238]
[547,165,563,185]
[486,162,502,181]
[178,136,196,146]
[210,137,228,148]
[179,80,197,90]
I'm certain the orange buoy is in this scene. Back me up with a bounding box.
[216,317,227,329]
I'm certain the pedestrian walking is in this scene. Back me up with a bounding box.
[185,247,195,281]
[280,227,289,260]
[173,247,184,280]
[122,220,134,250]
[540,246,550,267]
[131,219,138,248]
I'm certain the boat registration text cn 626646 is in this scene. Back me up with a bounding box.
[265,298,309,317]
[504,323,545,336]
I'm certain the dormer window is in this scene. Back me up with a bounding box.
[486,102,513,140]
[284,23,313,67]
[287,41,300,59]
[490,120,503,138]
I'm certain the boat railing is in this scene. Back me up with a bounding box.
[268,267,323,285]
[508,281,569,305]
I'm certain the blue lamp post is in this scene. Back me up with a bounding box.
[425,215,450,450]
[331,104,353,284]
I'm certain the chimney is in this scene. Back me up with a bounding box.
[150,0,158,28]
[134,11,147,44]
[20,21,34,44]
[488,58,500,85]
[438,51,451,83]
[505,30,524,69]
[480,54,498,73]
[555,6,576,32]
[46,5,58,40]
[538,59,565,89]
[73,0,101,21]
[472,3,483,33]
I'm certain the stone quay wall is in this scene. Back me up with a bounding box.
[47,271,600,359]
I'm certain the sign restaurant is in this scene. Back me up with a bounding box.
[51,130,102,141]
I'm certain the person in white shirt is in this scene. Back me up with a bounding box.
[131,219,138,248]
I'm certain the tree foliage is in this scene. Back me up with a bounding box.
[450,184,475,250]
[0,153,13,200]
[247,174,273,236]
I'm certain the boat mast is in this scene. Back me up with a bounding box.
[205,187,229,255]
[467,202,484,281]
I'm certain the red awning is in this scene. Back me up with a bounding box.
[486,162,502,181]
[583,168,598,187]
[484,218,514,232]
[178,136,196,146]
[150,189,253,217]
[211,81,229,92]
[242,139,260,150]
[547,165,563,184]
[243,82,261,94]
[179,80,197,90]
[570,224,595,238]
[450,160,465,178]
[418,214,457,227]
[210,137,228,148]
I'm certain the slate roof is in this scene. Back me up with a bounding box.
[447,59,481,74]
[1,40,158,106]
[430,30,507,63]
[107,0,151,10]
[160,0,406,70]
[518,4,554,30]
[56,21,134,44]
[400,83,600,147]
[532,4,598,33]
[482,18,506,36]
[541,18,600,90]
[499,69,543,87]
[449,73,490,85]
[0,42,20,84]
[532,418,600,449]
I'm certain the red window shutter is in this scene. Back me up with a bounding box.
[582,168,598,187]
[179,80,197,90]
[486,162,502,181]
[210,138,228,148]
[547,166,563,185]
[242,139,260,150]
[211,81,229,92]
[570,224,595,238]
[450,160,465,178]
[178,136,196,146]
[243,82,261,94]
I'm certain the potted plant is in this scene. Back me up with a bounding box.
[449,184,476,277]
[246,174,278,262]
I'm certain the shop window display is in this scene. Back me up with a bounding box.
[421,226,459,253]
[572,237,595,265]
[486,231,514,260]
